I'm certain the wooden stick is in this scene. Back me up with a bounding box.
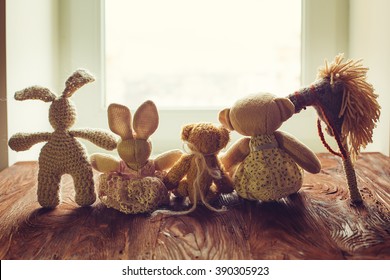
[342,152,363,204]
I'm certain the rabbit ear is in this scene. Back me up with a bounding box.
[133,100,159,139]
[62,69,95,98]
[108,103,134,139]
[15,86,57,102]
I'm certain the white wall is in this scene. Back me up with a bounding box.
[0,0,7,171]
[288,0,389,156]
[281,0,350,153]
[349,0,390,156]
[57,0,114,156]
[6,0,59,165]
[302,0,349,84]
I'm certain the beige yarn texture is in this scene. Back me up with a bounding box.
[98,173,169,214]
[8,69,117,208]
[317,54,381,160]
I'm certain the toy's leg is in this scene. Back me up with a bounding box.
[174,179,189,198]
[214,174,234,194]
[205,183,219,202]
[72,167,96,206]
[37,171,61,208]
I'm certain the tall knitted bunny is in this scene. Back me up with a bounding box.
[90,101,182,214]
[8,69,117,208]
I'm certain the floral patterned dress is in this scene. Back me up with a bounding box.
[233,134,303,201]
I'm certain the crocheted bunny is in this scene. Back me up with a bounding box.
[90,101,182,214]
[8,69,117,208]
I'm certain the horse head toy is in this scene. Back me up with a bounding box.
[287,54,381,204]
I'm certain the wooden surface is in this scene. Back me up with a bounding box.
[0,153,389,260]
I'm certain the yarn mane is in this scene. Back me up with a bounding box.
[317,54,381,160]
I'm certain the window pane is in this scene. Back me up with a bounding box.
[105,0,301,108]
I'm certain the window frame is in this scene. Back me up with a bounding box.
[10,0,385,167]
[63,0,351,157]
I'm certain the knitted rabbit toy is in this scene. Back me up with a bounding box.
[219,93,321,201]
[8,69,117,208]
[90,101,182,214]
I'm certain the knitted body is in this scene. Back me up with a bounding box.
[98,160,169,214]
[234,134,302,201]
[38,131,95,207]
[8,70,117,208]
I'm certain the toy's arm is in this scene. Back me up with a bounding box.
[213,160,234,194]
[220,137,250,174]
[8,132,51,151]
[274,131,321,173]
[163,154,193,190]
[70,129,117,151]
[154,149,183,171]
[90,153,120,173]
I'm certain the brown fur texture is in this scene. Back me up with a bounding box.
[8,69,117,208]
[219,93,321,201]
[157,123,234,215]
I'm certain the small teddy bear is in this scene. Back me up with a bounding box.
[8,69,117,208]
[90,101,182,214]
[219,93,321,201]
[156,123,234,215]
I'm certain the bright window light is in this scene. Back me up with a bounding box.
[105,0,301,109]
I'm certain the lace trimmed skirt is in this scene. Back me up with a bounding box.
[97,173,169,214]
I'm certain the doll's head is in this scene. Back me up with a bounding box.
[108,101,158,170]
[182,123,230,155]
[218,93,295,136]
[14,69,95,131]
[287,54,380,160]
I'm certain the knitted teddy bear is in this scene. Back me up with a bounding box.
[155,123,234,215]
[8,69,117,208]
[219,93,321,201]
[90,101,182,214]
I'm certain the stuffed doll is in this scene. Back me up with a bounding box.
[90,101,182,214]
[287,54,381,203]
[8,69,117,208]
[219,93,321,202]
[154,123,234,216]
